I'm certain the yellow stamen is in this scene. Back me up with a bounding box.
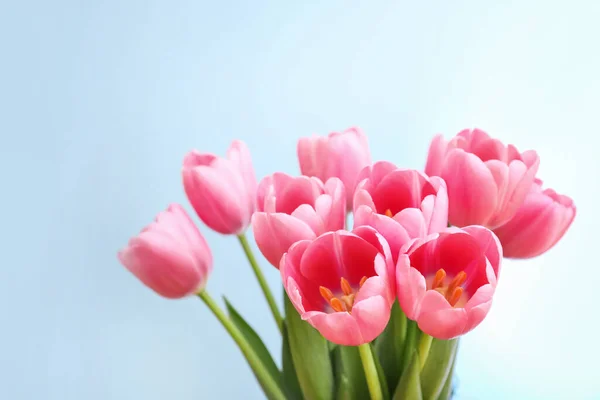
[429,270,467,308]
[446,271,467,296]
[330,297,345,312]
[319,286,334,302]
[340,277,353,296]
[341,293,355,312]
[447,287,463,307]
[384,209,394,218]
[431,268,446,290]
[319,275,370,313]
[359,276,368,288]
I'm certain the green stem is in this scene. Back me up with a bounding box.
[237,232,283,333]
[417,333,433,371]
[359,343,384,400]
[402,320,418,373]
[197,291,286,400]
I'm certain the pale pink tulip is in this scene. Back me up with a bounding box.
[493,180,576,258]
[297,127,371,208]
[118,204,213,299]
[281,226,394,346]
[353,162,448,262]
[425,128,540,229]
[182,140,257,235]
[396,226,502,340]
[252,173,345,268]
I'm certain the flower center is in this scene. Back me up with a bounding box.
[384,209,394,218]
[319,276,368,314]
[429,268,467,307]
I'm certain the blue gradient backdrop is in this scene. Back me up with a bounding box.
[2,1,598,399]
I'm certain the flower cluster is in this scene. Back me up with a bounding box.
[119,127,575,347]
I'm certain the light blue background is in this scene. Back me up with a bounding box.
[2,1,598,399]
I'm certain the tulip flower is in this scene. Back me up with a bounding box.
[425,128,539,229]
[182,140,257,235]
[353,162,448,262]
[396,226,502,340]
[252,173,346,268]
[297,127,371,209]
[493,179,576,258]
[118,204,213,299]
[280,226,394,346]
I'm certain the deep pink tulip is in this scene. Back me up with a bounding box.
[353,162,448,262]
[425,128,540,229]
[182,140,257,235]
[118,204,213,299]
[252,173,346,268]
[280,226,394,346]
[396,226,502,340]
[297,127,371,209]
[493,179,576,258]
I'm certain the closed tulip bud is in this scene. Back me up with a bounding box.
[297,127,371,209]
[182,140,257,235]
[118,204,213,299]
[493,179,576,258]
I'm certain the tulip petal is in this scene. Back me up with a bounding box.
[300,231,380,288]
[394,208,427,239]
[442,149,498,226]
[352,295,391,344]
[461,225,502,281]
[252,212,317,268]
[494,186,575,258]
[321,177,346,231]
[353,187,377,213]
[424,134,448,177]
[396,255,427,320]
[354,205,411,263]
[227,140,257,216]
[463,284,495,333]
[417,305,468,340]
[305,310,364,346]
[291,204,325,235]
[426,176,449,233]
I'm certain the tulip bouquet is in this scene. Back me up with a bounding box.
[118,128,575,400]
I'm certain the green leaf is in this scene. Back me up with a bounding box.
[401,320,419,377]
[420,338,458,400]
[332,346,370,400]
[284,293,334,400]
[281,322,304,400]
[436,351,456,400]
[374,301,407,393]
[393,350,423,400]
[223,297,283,397]
[370,342,391,400]
[335,375,353,400]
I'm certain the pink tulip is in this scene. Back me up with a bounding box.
[182,140,257,235]
[118,204,213,299]
[396,226,501,340]
[493,179,576,258]
[251,173,346,268]
[353,162,448,263]
[425,128,540,229]
[280,226,394,346]
[297,127,371,209]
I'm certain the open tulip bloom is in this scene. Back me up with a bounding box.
[118,127,576,399]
